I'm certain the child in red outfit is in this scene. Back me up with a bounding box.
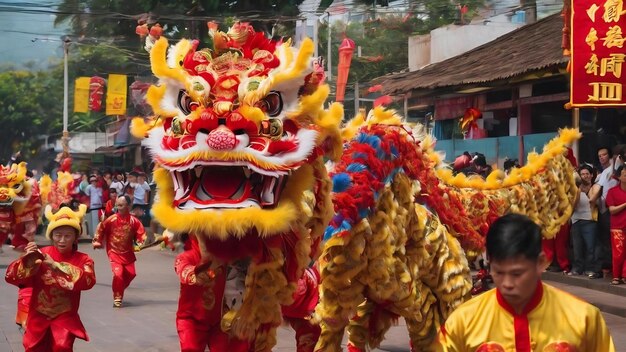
[5,204,95,352]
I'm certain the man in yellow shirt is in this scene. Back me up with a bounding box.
[436,213,614,352]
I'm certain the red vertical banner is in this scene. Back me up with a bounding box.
[570,0,626,107]
[335,37,355,103]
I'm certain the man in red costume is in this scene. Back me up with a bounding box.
[93,195,146,307]
[5,204,95,352]
[174,233,251,352]
[175,233,322,352]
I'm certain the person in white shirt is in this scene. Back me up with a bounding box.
[570,164,602,278]
[131,172,151,228]
[110,172,126,196]
[84,175,103,237]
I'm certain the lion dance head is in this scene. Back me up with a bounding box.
[0,162,33,213]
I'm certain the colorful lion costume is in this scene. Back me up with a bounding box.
[132,24,578,351]
[0,162,42,249]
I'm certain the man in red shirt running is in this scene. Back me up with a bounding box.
[93,195,146,307]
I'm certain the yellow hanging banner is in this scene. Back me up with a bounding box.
[106,74,127,115]
[73,77,90,113]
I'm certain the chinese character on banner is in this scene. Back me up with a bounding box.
[106,74,127,115]
[570,0,626,107]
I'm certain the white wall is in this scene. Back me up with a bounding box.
[408,34,431,71]
[54,132,108,154]
[429,17,522,64]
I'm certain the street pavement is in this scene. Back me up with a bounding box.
[0,240,625,351]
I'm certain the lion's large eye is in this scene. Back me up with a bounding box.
[177,90,199,115]
[255,91,283,117]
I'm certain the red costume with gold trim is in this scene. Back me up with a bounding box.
[174,238,251,352]
[93,213,146,302]
[5,245,95,351]
[436,282,614,351]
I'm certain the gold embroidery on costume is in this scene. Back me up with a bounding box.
[35,286,71,318]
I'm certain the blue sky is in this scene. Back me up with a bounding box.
[0,0,68,68]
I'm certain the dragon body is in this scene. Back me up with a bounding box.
[132,24,578,351]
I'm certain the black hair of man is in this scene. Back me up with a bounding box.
[121,195,132,206]
[578,163,597,181]
[598,146,613,159]
[486,213,542,262]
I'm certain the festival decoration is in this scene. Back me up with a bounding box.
[89,76,106,112]
[569,0,626,107]
[459,107,482,136]
[131,24,579,352]
[73,77,90,113]
[135,23,149,38]
[105,74,127,116]
[335,37,355,102]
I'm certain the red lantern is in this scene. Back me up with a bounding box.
[89,76,106,112]
[335,37,355,103]
[207,21,218,32]
[149,23,163,40]
[135,23,149,38]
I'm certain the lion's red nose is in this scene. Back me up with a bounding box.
[207,126,237,150]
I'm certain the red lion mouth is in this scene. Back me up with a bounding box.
[171,165,288,209]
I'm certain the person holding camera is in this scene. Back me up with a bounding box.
[570,164,602,278]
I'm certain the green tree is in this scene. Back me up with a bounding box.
[318,0,484,103]
[55,0,305,48]
[0,69,63,160]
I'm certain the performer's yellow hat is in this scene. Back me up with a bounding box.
[44,204,87,239]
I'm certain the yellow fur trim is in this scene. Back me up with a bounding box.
[146,84,177,118]
[157,150,315,172]
[436,128,581,190]
[44,204,87,238]
[272,38,314,88]
[315,101,344,162]
[237,105,265,125]
[130,116,160,139]
[39,174,51,203]
[150,37,188,82]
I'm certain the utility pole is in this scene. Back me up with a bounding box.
[62,36,71,157]
[327,12,332,82]
[313,17,319,58]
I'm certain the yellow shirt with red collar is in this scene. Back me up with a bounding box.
[436,281,614,352]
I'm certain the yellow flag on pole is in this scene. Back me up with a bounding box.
[73,77,90,113]
[106,74,127,115]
